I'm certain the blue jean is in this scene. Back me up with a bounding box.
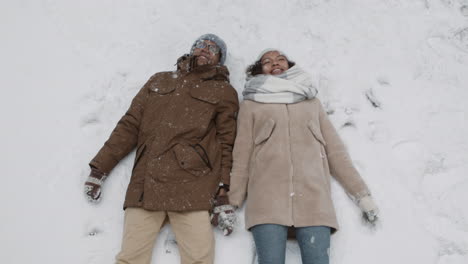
[251,224,330,264]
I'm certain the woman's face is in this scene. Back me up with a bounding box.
[260,51,289,75]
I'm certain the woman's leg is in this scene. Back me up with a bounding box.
[250,224,288,264]
[295,226,331,264]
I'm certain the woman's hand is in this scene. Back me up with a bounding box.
[358,195,379,224]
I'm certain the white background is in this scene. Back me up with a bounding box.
[1,0,467,263]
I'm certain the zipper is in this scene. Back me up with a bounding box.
[132,145,147,171]
[286,104,295,226]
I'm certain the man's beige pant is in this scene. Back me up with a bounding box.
[115,208,214,264]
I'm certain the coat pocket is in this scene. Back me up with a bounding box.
[254,119,276,145]
[307,120,331,186]
[307,120,326,146]
[172,143,212,177]
[189,81,221,105]
[254,119,276,160]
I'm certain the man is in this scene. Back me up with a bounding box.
[84,34,239,264]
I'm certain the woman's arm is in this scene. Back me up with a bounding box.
[318,102,371,201]
[228,101,254,208]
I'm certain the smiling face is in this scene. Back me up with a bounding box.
[260,50,290,75]
[192,40,221,66]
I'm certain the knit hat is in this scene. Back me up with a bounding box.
[256,48,289,61]
[190,34,227,65]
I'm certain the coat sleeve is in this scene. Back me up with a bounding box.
[228,101,254,208]
[318,102,371,201]
[214,85,240,185]
[89,84,150,174]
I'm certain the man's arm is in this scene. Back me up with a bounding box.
[214,85,239,185]
[89,83,150,174]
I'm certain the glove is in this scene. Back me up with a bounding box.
[211,195,236,236]
[84,167,107,203]
[358,195,379,223]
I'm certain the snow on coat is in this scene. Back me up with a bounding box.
[90,55,239,211]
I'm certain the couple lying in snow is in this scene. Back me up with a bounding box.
[84,33,379,264]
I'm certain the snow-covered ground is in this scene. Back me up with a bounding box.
[2,0,468,263]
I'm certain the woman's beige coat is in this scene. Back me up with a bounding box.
[228,98,370,232]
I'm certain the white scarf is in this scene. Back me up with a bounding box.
[243,66,318,104]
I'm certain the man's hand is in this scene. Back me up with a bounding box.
[211,195,236,236]
[217,188,227,196]
[84,168,107,203]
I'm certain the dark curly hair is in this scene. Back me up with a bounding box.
[246,59,295,76]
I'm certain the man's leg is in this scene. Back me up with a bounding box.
[115,208,167,264]
[167,211,215,264]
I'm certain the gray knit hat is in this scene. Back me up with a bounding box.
[256,48,289,61]
[190,33,227,65]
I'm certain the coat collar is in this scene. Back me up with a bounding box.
[149,55,231,95]
[176,54,230,82]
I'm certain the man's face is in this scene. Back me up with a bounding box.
[192,40,221,66]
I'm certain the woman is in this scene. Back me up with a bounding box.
[228,49,379,264]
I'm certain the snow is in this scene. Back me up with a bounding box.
[1,0,468,263]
